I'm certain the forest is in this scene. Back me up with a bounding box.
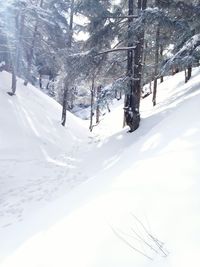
[0,0,199,132]
[0,1,200,266]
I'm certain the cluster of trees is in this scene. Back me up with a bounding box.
[0,0,200,131]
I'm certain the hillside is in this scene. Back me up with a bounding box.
[0,71,90,261]
[0,67,200,267]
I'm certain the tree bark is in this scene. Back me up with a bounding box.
[11,68,17,95]
[184,68,188,83]
[39,73,42,89]
[124,0,134,130]
[160,45,164,83]
[67,0,75,48]
[185,66,192,83]
[152,25,160,106]
[187,65,192,81]
[89,76,95,132]
[124,0,147,132]
[96,85,101,124]
[61,87,68,127]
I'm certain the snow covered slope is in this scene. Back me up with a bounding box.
[1,68,200,267]
[0,71,91,261]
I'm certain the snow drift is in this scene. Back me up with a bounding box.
[1,68,200,267]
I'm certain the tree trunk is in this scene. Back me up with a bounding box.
[124,0,138,132]
[141,40,148,92]
[61,87,68,127]
[39,73,42,89]
[123,0,134,129]
[185,69,188,83]
[185,66,192,83]
[89,76,95,132]
[96,85,101,124]
[11,68,17,95]
[187,65,192,81]
[124,0,147,132]
[160,45,164,83]
[67,0,75,48]
[149,81,152,94]
[152,25,160,106]
[135,0,147,104]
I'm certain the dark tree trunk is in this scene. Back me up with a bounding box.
[68,87,75,110]
[96,85,101,124]
[160,45,164,83]
[152,25,160,106]
[141,40,148,92]
[11,68,17,95]
[123,0,134,129]
[185,69,188,83]
[39,74,42,89]
[61,88,68,127]
[185,66,192,83]
[89,76,95,132]
[124,0,147,132]
[67,0,75,48]
[187,65,192,81]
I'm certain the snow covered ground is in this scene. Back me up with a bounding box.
[0,68,200,267]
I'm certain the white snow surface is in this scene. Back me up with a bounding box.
[0,68,200,267]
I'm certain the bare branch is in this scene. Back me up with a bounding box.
[110,225,153,260]
[97,46,136,56]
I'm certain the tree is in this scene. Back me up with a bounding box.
[124,0,147,132]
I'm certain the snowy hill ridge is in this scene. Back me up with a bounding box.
[0,71,87,156]
[0,71,91,258]
[0,68,200,267]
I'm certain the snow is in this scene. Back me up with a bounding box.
[0,68,200,267]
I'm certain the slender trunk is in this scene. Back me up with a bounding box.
[187,65,192,81]
[152,25,160,106]
[61,87,68,127]
[16,8,25,76]
[69,87,75,110]
[185,66,192,83]
[119,90,122,100]
[141,40,147,92]
[11,68,17,95]
[68,0,75,48]
[149,81,152,94]
[133,0,147,106]
[96,85,101,124]
[39,73,42,89]
[185,68,188,83]
[89,76,95,132]
[160,45,164,83]
[115,90,118,99]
